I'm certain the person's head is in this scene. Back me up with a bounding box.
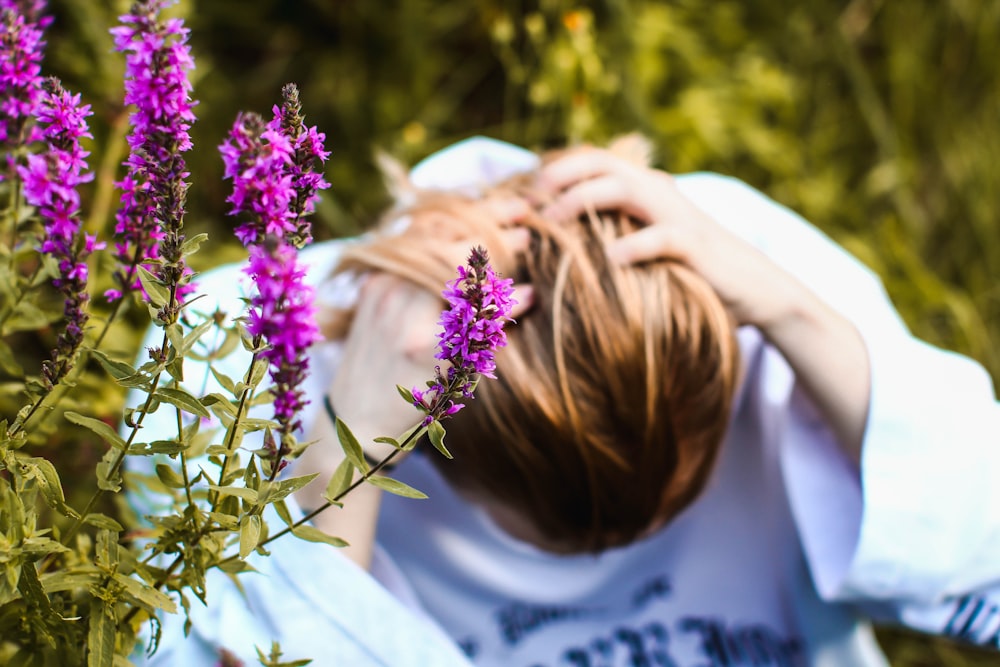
[327,138,740,553]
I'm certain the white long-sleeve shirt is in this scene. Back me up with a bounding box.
[132,173,1000,667]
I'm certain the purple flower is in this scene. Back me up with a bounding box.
[107,0,196,308]
[243,237,321,463]
[219,112,297,246]
[0,0,48,22]
[0,2,49,161]
[221,87,328,474]
[18,78,97,389]
[266,83,331,245]
[412,247,515,423]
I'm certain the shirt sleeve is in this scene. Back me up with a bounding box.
[134,506,473,667]
[678,174,1000,640]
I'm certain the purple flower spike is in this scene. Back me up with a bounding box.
[0,2,49,163]
[412,247,516,424]
[243,236,321,466]
[18,78,97,389]
[221,87,328,474]
[267,83,331,246]
[107,0,196,308]
[220,112,297,246]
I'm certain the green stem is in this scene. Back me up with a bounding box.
[209,345,267,512]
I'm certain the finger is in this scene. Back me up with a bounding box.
[541,174,643,223]
[537,148,623,194]
[606,225,686,265]
[508,283,535,319]
[480,196,532,226]
[439,226,532,270]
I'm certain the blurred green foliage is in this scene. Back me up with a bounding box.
[30,0,1000,664]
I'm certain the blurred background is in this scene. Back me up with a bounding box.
[26,0,1000,663]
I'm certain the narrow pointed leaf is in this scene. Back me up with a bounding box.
[427,420,452,459]
[334,418,368,473]
[366,475,428,499]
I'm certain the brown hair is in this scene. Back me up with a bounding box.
[326,146,740,553]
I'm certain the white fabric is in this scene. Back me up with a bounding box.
[409,135,540,196]
[128,156,1000,666]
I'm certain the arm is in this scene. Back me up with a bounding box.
[540,151,1000,616]
[539,150,871,463]
[294,273,443,570]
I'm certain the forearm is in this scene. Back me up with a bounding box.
[294,409,384,571]
[757,278,872,466]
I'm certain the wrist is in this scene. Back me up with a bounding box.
[321,394,400,473]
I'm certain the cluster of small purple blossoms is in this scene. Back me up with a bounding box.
[18,78,99,389]
[266,83,331,245]
[220,96,328,473]
[106,0,196,310]
[0,1,50,163]
[219,112,296,246]
[243,238,320,441]
[412,247,516,425]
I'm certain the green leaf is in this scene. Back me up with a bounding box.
[155,464,186,489]
[25,457,65,505]
[156,386,210,418]
[203,392,239,417]
[291,524,348,548]
[373,436,401,447]
[180,318,214,354]
[83,514,124,532]
[247,356,268,388]
[335,418,368,473]
[323,458,354,503]
[239,514,261,559]
[113,573,177,614]
[395,384,415,403]
[90,349,138,381]
[87,600,115,667]
[64,411,128,451]
[397,423,424,451]
[5,301,54,333]
[0,338,24,376]
[266,473,319,503]
[216,558,253,575]
[272,499,293,527]
[180,232,209,256]
[136,265,170,308]
[96,451,122,492]
[96,529,120,569]
[208,511,239,531]
[427,420,452,459]
[209,367,238,394]
[366,475,428,499]
[135,440,187,456]
[207,485,258,504]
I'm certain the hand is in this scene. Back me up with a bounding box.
[537,148,802,329]
[325,204,535,458]
[539,148,871,463]
[327,272,443,451]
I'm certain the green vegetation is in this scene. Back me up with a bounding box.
[17,0,1000,664]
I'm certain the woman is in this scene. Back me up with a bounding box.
[139,137,1000,666]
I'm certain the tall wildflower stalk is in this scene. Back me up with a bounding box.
[0,3,514,662]
[8,79,97,433]
[251,247,517,555]
[106,0,195,315]
[0,0,48,157]
[219,86,329,477]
